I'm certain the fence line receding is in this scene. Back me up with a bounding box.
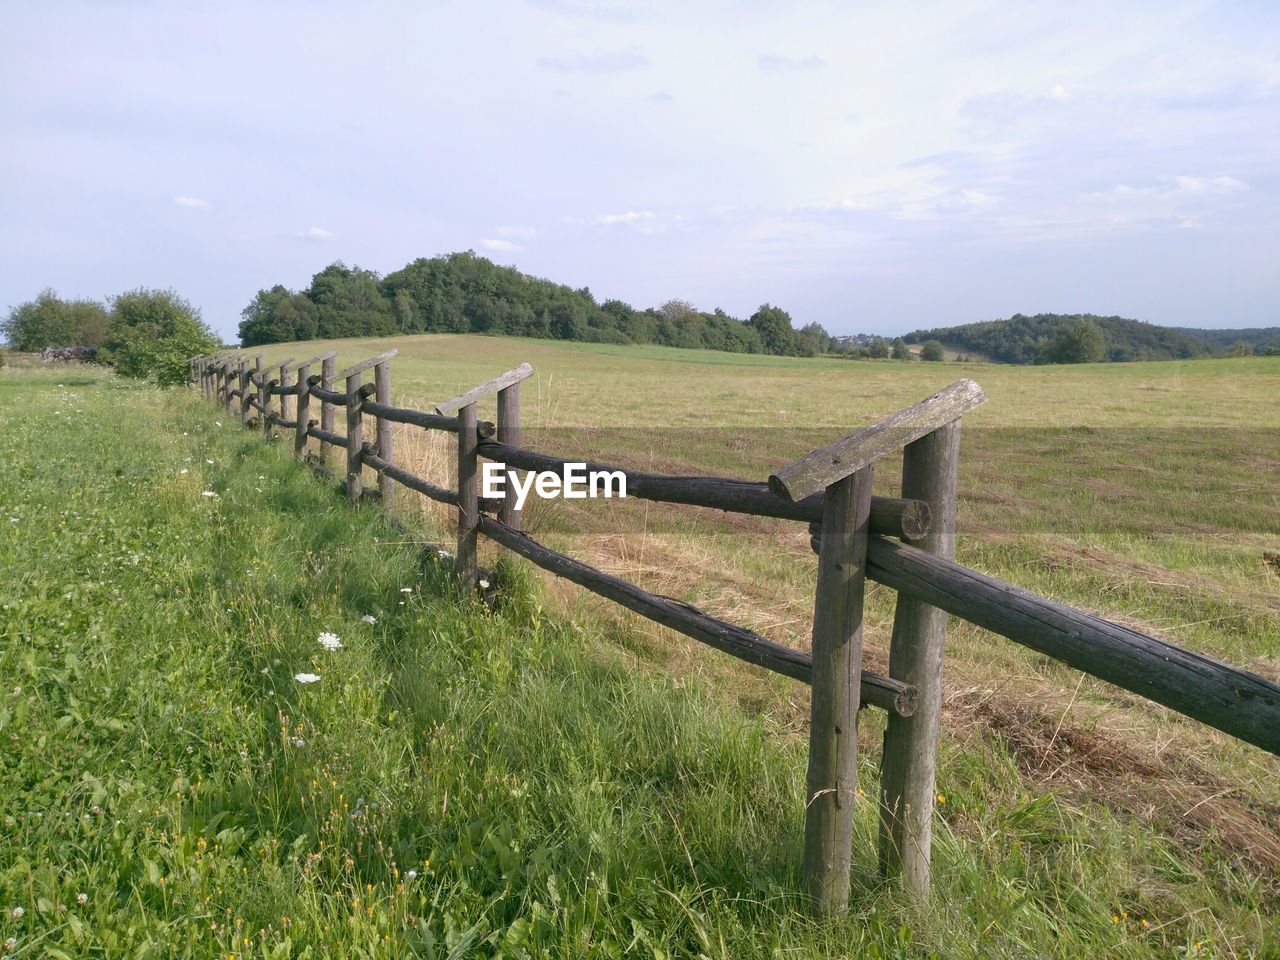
[188,350,1280,915]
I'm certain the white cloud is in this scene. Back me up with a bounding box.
[590,210,664,234]
[1050,84,1069,101]
[480,237,521,252]
[174,195,209,208]
[593,210,654,226]
[495,225,537,239]
[304,226,332,239]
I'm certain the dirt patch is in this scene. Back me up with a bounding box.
[961,694,1280,878]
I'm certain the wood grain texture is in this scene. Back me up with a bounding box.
[477,440,928,537]
[345,374,363,505]
[374,361,395,506]
[878,421,961,897]
[435,363,535,415]
[456,403,480,590]
[335,348,398,380]
[867,536,1280,756]
[770,379,986,501]
[802,465,874,915]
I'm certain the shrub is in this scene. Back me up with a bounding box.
[104,288,219,386]
[920,339,945,362]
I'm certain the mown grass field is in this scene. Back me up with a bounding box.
[1,347,1277,957]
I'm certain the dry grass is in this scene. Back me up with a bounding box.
[246,333,1280,891]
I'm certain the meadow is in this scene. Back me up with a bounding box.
[0,342,1277,957]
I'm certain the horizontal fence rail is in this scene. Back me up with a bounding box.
[189,349,1280,915]
[478,514,918,716]
[866,536,1280,754]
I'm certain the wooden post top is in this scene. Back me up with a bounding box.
[335,348,399,381]
[435,363,534,415]
[768,379,986,502]
[282,350,337,372]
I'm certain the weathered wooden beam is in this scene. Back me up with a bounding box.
[361,399,496,437]
[307,424,346,447]
[305,381,350,405]
[283,350,337,373]
[435,363,535,415]
[478,515,915,715]
[497,380,523,532]
[319,354,336,464]
[294,363,312,461]
[456,403,480,590]
[879,421,961,898]
[477,440,929,538]
[866,536,1280,756]
[335,348,399,381]
[361,445,502,512]
[769,380,986,502]
[802,464,874,915]
[345,374,364,505]
[374,361,395,506]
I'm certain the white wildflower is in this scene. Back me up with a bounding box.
[206,459,214,464]
[294,673,321,684]
[289,736,306,748]
[317,632,343,651]
[201,491,217,498]
[405,870,418,880]
[479,578,490,589]
[75,893,87,906]
[214,421,222,427]
[400,587,413,593]
[361,614,376,624]
[179,468,188,475]
[8,907,22,919]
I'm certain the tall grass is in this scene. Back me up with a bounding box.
[0,368,1274,957]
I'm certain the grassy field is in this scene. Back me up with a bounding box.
[1,346,1277,956]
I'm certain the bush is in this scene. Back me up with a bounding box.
[921,339,945,362]
[0,348,5,369]
[104,288,219,386]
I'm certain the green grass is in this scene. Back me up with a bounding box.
[1,363,1277,957]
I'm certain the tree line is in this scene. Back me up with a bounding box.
[2,288,219,385]
[238,251,840,356]
[904,313,1280,364]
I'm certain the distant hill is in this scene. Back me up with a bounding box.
[1173,326,1280,353]
[901,313,1273,364]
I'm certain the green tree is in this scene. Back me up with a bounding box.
[1042,318,1105,364]
[3,289,111,351]
[920,339,945,361]
[891,338,911,360]
[867,337,889,359]
[747,304,797,355]
[105,288,219,386]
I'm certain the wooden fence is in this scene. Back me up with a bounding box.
[188,349,1280,914]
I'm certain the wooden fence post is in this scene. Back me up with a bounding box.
[219,362,230,411]
[456,402,479,590]
[497,380,522,531]
[294,363,311,461]
[345,374,364,505]
[263,377,276,441]
[878,421,961,897]
[253,356,265,427]
[239,361,251,424]
[279,362,292,425]
[374,360,394,506]
[802,464,875,915]
[320,355,336,466]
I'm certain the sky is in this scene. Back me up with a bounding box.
[2,0,1278,341]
